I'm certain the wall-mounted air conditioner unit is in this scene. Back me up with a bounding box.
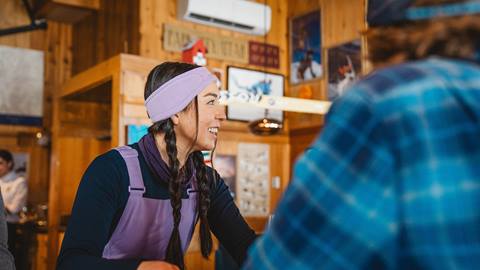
[177,0,272,36]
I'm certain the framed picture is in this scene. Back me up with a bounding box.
[327,40,362,101]
[12,152,29,178]
[290,10,322,84]
[213,154,237,198]
[237,143,270,217]
[226,66,284,122]
[0,45,44,126]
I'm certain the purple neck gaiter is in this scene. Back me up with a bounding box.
[138,133,194,186]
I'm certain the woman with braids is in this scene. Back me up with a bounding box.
[57,62,256,270]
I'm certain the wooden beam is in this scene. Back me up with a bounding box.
[0,125,42,136]
[35,0,100,23]
[59,55,120,98]
[53,0,99,10]
[119,54,160,77]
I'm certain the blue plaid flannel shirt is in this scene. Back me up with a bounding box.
[243,58,480,270]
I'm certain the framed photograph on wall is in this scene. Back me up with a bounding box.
[0,45,44,126]
[290,10,322,84]
[237,143,270,217]
[12,152,29,178]
[327,40,362,101]
[213,154,237,198]
[226,66,284,122]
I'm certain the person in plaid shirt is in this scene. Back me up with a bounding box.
[243,0,480,269]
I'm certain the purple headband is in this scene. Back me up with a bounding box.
[145,67,217,122]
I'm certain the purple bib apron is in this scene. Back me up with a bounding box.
[102,146,197,260]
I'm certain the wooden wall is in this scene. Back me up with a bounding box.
[1,1,73,269]
[72,0,140,74]
[139,0,289,81]
[0,0,72,208]
[288,0,366,165]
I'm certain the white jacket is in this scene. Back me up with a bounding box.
[0,171,27,223]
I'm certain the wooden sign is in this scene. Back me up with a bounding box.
[248,41,280,69]
[163,24,249,64]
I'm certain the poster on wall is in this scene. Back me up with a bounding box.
[126,125,149,144]
[12,152,29,178]
[290,10,322,84]
[327,40,362,101]
[213,154,237,198]
[236,143,269,217]
[0,45,44,126]
[226,66,284,122]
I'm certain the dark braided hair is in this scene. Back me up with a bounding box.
[144,62,215,269]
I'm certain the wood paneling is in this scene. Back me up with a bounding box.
[286,0,324,132]
[289,125,322,166]
[0,0,45,50]
[55,137,110,214]
[139,0,288,82]
[1,2,73,268]
[36,0,100,10]
[72,0,140,74]
[322,0,366,48]
[0,1,72,209]
[35,233,49,270]
[0,125,42,136]
[35,0,100,23]
[44,21,73,270]
[288,0,366,170]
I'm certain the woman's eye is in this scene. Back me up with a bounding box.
[207,100,216,105]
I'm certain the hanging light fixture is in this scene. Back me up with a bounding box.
[248,109,283,135]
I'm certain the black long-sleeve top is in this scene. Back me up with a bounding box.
[57,143,256,270]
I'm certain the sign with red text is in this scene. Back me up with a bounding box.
[248,41,280,69]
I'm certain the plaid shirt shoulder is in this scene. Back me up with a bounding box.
[243,58,480,270]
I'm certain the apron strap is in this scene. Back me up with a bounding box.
[115,146,146,196]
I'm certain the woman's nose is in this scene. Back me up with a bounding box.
[216,106,226,120]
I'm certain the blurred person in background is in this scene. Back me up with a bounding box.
[244,0,480,269]
[0,149,27,267]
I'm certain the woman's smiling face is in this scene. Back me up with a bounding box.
[174,82,226,151]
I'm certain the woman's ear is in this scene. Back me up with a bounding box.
[170,114,180,126]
